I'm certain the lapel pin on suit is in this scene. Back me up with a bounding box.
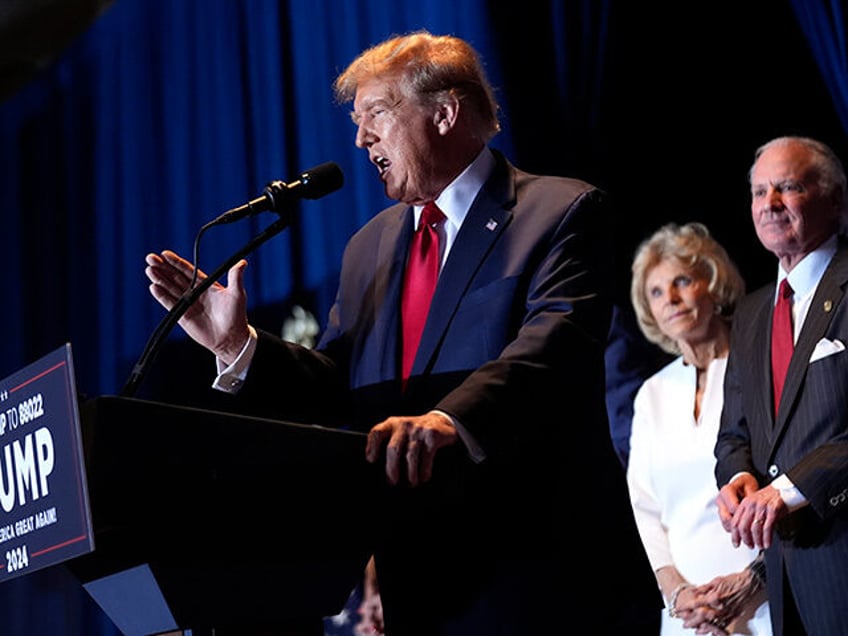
[824,300,833,312]
[486,219,498,231]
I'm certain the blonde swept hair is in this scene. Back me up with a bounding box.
[630,222,745,355]
[333,30,500,143]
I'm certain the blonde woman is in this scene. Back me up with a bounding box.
[627,222,772,635]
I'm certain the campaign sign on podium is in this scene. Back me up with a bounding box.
[0,343,93,583]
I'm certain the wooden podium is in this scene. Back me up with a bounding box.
[65,396,382,636]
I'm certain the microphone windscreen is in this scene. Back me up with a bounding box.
[297,161,344,199]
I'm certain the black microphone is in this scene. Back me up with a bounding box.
[211,161,344,225]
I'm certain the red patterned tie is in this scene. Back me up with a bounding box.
[401,202,444,385]
[771,279,794,416]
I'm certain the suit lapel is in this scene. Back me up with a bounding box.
[376,205,414,379]
[411,153,515,376]
[745,289,776,438]
[773,242,848,436]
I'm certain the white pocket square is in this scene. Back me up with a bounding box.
[810,338,846,362]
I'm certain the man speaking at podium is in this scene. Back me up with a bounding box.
[144,31,637,635]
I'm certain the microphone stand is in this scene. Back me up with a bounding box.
[120,215,290,398]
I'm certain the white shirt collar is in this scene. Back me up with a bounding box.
[413,147,495,229]
[778,234,838,302]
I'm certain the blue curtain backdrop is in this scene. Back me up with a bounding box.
[791,0,848,133]
[0,0,520,401]
[1,1,846,634]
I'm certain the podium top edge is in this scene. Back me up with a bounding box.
[84,394,367,438]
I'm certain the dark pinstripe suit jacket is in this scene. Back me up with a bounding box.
[716,237,848,636]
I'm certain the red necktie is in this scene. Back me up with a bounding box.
[771,278,794,416]
[401,202,444,385]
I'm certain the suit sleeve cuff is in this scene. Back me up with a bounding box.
[432,409,486,463]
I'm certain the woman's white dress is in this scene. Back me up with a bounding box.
[627,356,772,635]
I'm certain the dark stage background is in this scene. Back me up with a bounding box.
[0,1,846,634]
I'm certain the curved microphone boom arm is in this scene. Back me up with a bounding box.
[119,161,344,398]
[120,215,289,398]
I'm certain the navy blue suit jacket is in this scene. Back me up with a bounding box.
[235,150,648,633]
[716,238,848,636]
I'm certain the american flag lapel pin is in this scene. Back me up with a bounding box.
[486,219,498,231]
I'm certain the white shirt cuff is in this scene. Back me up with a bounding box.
[212,325,258,393]
[770,473,807,511]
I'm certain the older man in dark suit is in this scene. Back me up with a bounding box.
[144,31,651,635]
[715,136,848,636]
